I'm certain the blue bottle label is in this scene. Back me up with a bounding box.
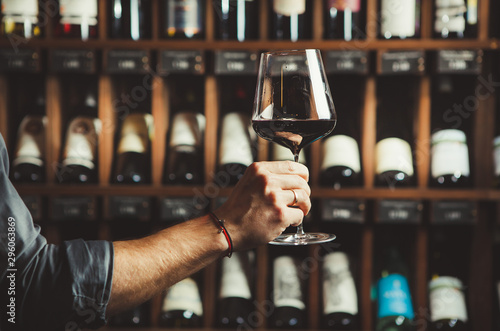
[377,274,415,319]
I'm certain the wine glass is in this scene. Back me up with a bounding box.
[252,49,337,245]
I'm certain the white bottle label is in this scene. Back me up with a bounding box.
[435,0,466,34]
[273,0,306,16]
[381,0,416,38]
[466,0,478,25]
[219,112,254,167]
[162,278,203,316]
[62,117,101,169]
[431,129,470,178]
[117,113,153,154]
[327,0,361,12]
[170,112,206,147]
[2,0,38,17]
[272,144,306,164]
[322,252,358,315]
[12,116,46,168]
[59,0,98,25]
[321,135,361,173]
[493,136,500,177]
[375,137,414,176]
[219,252,252,300]
[273,256,305,310]
[429,276,468,323]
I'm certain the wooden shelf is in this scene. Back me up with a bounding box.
[1,38,498,51]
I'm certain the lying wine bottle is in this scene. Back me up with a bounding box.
[109,0,150,40]
[165,111,205,185]
[322,252,359,330]
[270,256,306,329]
[379,0,419,39]
[214,0,258,41]
[1,0,41,39]
[163,0,204,39]
[160,277,203,327]
[59,116,101,184]
[269,0,311,41]
[324,0,363,40]
[217,251,254,328]
[11,115,47,183]
[113,113,154,184]
[55,0,98,40]
[218,112,254,186]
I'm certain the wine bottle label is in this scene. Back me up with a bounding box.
[493,136,500,177]
[322,252,358,315]
[429,276,468,322]
[12,116,46,168]
[377,274,415,319]
[219,112,254,167]
[431,129,470,178]
[466,0,478,25]
[434,0,466,34]
[167,0,202,37]
[130,0,140,40]
[380,0,416,38]
[273,256,305,310]
[321,135,361,172]
[273,144,306,164]
[2,0,38,18]
[375,138,414,176]
[62,117,101,169]
[170,112,206,148]
[273,0,306,16]
[327,0,360,12]
[162,278,203,316]
[117,113,153,154]
[59,0,98,26]
[219,252,252,300]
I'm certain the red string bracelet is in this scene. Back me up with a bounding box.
[208,211,233,258]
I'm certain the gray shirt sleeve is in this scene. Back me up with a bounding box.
[0,134,114,330]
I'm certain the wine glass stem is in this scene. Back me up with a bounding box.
[294,153,307,239]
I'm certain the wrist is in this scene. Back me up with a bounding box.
[207,211,233,258]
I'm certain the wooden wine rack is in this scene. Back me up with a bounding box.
[1,0,499,330]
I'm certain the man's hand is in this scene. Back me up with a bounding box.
[215,161,311,251]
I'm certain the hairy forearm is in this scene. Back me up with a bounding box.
[106,215,227,316]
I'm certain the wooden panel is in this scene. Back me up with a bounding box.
[259,0,269,40]
[310,140,321,187]
[361,76,376,188]
[151,0,160,40]
[479,0,491,40]
[98,0,107,40]
[203,263,217,327]
[151,76,168,185]
[205,76,218,183]
[419,0,433,39]
[360,225,373,331]
[365,0,378,40]
[205,0,214,42]
[45,75,62,183]
[0,76,8,146]
[414,224,428,326]
[416,76,431,188]
[98,75,114,185]
[312,0,323,41]
[307,244,320,329]
[255,245,268,329]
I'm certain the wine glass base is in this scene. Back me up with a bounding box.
[269,232,336,246]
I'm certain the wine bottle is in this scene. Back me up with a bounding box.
[214,0,258,41]
[108,302,150,327]
[55,0,98,40]
[375,77,416,188]
[109,0,150,40]
[322,252,359,330]
[11,115,47,183]
[324,0,363,40]
[433,0,478,39]
[320,78,362,189]
[428,228,470,331]
[163,0,204,39]
[159,277,203,327]
[113,113,153,184]
[430,76,472,188]
[0,0,41,39]
[269,0,311,41]
[379,0,419,39]
[217,251,254,328]
[270,256,306,329]
[218,112,254,186]
[164,111,205,185]
[59,116,101,184]
[375,247,415,331]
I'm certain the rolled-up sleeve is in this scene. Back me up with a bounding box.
[0,134,114,330]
